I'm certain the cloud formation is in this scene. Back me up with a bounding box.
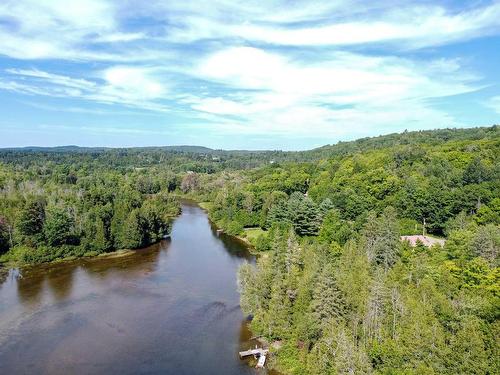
[0,0,499,146]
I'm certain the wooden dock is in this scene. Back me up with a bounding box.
[256,354,266,368]
[239,347,269,369]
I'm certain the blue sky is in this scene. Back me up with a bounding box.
[0,0,499,150]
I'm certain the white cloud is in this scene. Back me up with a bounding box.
[161,1,500,49]
[101,66,166,100]
[228,4,500,48]
[2,67,169,112]
[0,1,497,143]
[187,46,478,136]
[485,96,500,115]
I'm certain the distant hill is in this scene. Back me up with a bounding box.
[2,126,497,156]
[0,145,214,154]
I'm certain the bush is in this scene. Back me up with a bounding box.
[226,220,244,236]
[255,233,271,251]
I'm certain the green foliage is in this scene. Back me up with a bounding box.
[17,198,45,237]
[318,209,352,245]
[362,207,400,270]
[226,220,244,236]
[1,126,499,373]
[43,207,75,247]
[0,158,180,264]
[310,264,345,331]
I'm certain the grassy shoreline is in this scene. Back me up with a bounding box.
[0,247,144,270]
[196,201,267,253]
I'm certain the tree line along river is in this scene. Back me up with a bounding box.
[0,201,274,374]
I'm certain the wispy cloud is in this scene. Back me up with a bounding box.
[485,96,500,115]
[2,67,170,112]
[159,1,500,49]
[184,46,478,135]
[0,0,499,146]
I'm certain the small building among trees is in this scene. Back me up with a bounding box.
[400,235,445,247]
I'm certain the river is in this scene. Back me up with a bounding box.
[0,202,269,374]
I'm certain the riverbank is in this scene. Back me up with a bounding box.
[0,247,141,270]
[0,198,253,268]
[196,201,267,253]
[0,202,261,374]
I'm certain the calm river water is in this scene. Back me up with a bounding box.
[0,202,267,374]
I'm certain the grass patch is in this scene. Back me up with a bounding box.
[243,227,266,241]
[198,202,213,211]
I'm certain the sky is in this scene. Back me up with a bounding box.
[0,0,499,150]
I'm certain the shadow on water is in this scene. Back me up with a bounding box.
[0,203,271,375]
[79,240,166,279]
[210,224,254,260]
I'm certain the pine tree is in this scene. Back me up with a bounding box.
[92,217,108,252]
[310,264,345,331]
[363,272,386,344]
[266,200,290,228]
[17,199,45,237]
[318,198,334,218]
[362,207,400,271]
[265,274,292,339]
[471,224,499,265]
[308,323,371,375]
[284,228,303,274]
[119,209,145,249]
[448,317,492,374]
[294,197,321,236]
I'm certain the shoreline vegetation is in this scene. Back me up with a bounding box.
[0,198,255,270]
[0,126,498,374]
[198,200,264,251]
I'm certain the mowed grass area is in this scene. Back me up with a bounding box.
[198,202,213,211]
[243,227,267,244]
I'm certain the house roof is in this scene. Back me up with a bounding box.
[400,235,445,247]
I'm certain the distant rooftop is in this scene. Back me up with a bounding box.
[400,235,445,248]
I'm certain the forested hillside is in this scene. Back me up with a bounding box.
[0,126,498,373]
[189,126,499,374]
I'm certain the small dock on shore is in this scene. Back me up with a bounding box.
[239,347,269,369]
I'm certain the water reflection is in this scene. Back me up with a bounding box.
[0,203,265,375]
[81,240,166,279]
[16,266,46,305]
[45,263,76,301]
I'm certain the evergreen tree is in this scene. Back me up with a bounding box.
[17,199,45,237]
[265,274,292,339]
[308,324,370,375]
[266,200,290,228]
[284,228,303,274]
[119,209,145,249]
[310,264,345,331]
[362,207,400,270]
[463,157,489,185]
[471,224,499,265]
[92,217,109,252]
[448,317,492,374]
[294,197,321,236]
[318,198,334,218]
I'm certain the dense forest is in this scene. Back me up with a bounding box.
[189,126,499,374]
[0,158,180,264]
[0,126,498,373]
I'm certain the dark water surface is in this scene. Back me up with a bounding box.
[0,202,266,374]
